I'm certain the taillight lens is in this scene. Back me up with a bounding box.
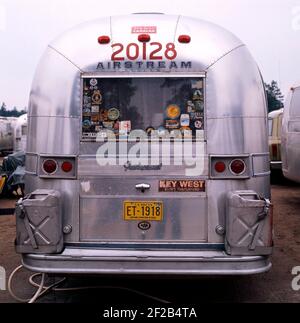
[215,161,226,173]
[230,159,246,175]
[43,160,58,174]
[61,161,73,173]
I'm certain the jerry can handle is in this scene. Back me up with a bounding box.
[249,197,272,251]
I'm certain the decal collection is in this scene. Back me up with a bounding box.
[82,77,204,140]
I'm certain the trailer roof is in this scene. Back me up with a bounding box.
[48,14,244,73]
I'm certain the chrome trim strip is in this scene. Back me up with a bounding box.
[66,243,224,250]
[81,72,207,78]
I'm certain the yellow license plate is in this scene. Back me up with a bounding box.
[124,201,163,221]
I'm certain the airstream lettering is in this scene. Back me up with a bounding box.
[16,14,272,276]
[96,60,192,70]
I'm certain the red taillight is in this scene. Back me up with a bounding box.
[230,159,246,175]
[215,161,226,173]
[43,160,58,174]
[138,34,151,42]
[98,36,111,44]
[61,161,73,173]
[178,35,191,43]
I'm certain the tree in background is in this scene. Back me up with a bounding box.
[0,102,27,117]
[265,81,284,113]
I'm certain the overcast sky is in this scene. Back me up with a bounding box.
[0,0,299,109]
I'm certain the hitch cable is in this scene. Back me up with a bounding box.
[8,265,171,304]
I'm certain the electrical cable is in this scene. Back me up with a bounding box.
[8,265,171,304]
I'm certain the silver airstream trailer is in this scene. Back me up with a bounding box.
[0,117,14,154]
[282,84,300,182]
[16,14,273,276]
[13,114,28,152]
[268,108,283,170]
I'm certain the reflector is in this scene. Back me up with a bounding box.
[215,161,226,173]
[178,35,191,43]
[61,161,73,173]
[98,36,110,44]
[43,160,57,174]
[230,160,246,175]
[138,34,151,42]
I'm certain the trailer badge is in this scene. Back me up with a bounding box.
[92,90,103,104]
[193,90,203,101]
[108,108,120,121]
[194,120,203,129]
[100,109,109,122]
[103,121,114,130]
[157,126,168,136]
[90,79,98,87]
[146,127,155,136]
[91,114,100,123]
[181,127,192,138]
[159,180,206,192]
[119,121,132,135]
[82,119,92,129]
[84,96,91,105]
[138,222,151,231]
[132,26,157,34]
[166,105,181,119]
[165,120,180,129]
[194,101,204,112]
[192,80,204,89]
[83,107,91,115]
[180,114,190,127]
[189,112,202,120]
[91,106,100,113]
[97,61,192,71]
[187,101,196,113]
[114,121,120,131]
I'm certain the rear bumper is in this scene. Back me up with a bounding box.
[22,248,272,276]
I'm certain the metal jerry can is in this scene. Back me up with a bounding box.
[15,190,63,254]
[225,191,273,256]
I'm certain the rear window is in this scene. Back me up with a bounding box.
[81,76,205,141]
[290,88,300,118]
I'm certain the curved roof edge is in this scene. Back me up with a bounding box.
[46,14,245,73]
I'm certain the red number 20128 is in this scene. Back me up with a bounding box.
[111,42,177,61]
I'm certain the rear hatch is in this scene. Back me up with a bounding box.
[79,75,208,243]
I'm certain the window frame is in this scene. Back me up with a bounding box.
[80,73,207,143]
